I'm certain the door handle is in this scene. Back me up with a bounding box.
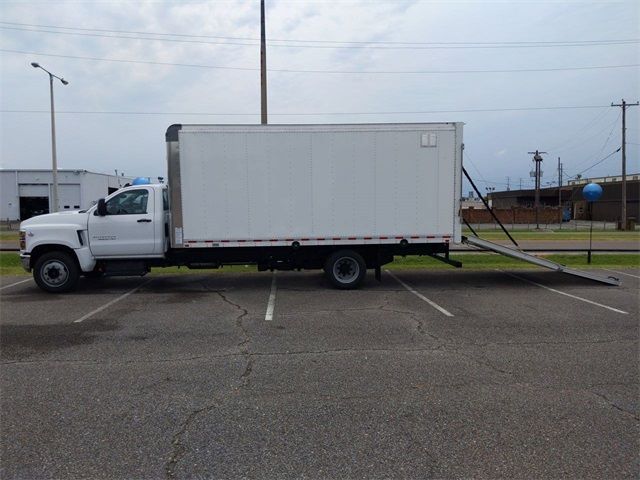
[137,218,152,223]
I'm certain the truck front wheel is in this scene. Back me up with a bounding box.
[324,250,366,289]
[33,251,80,293]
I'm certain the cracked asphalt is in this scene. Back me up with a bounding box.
[1,268,638,479]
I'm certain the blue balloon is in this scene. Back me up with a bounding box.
[582,183,603,202]
[132,177,151,185]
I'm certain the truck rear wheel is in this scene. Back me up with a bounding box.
[33,251,80,293]
[324,250,366,289]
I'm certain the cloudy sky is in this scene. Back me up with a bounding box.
[0,0,638,192]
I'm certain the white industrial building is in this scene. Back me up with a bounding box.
[0,169,135,221]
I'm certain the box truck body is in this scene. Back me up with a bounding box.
[167,123,463,249]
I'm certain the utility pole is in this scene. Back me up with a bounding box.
[519,178,523,190]
[557,156,562,209]
[528,150,546,229]
[506,176,510,191]
[611,99,639,229]
[260,0,268,125]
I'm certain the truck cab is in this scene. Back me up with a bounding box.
[20,184,169,292]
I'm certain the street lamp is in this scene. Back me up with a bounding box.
[31,62,68,213]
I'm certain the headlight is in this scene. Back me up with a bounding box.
[19,230,26,250]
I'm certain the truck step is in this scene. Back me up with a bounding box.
[102,261,149,277]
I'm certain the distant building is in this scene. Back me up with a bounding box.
[460,197,484,210]
[487,173,639,223]
[567,173,640,186]
[0,169,135,221]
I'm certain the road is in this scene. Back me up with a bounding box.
[1,268,639,478]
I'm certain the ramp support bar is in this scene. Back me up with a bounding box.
[462,166,519,247]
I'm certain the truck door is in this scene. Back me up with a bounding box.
[88,188,156,256]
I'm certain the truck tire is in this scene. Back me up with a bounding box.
[324,250,366,289]
[33,251,80,293]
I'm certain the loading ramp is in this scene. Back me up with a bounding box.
[462,236,621,286]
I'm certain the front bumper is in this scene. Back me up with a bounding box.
[20,254,31,272]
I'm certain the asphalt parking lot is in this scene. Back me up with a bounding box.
[1,267,638,479]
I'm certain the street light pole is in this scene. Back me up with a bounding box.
[31,62,68,213]
[48,73,59,214]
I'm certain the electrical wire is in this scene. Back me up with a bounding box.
[2,25,638,50]
[571,147,621,178]
[568,111,621,171]
[1,20,637,46]
[3,48,637,75]
[462,151,491,187]
[546,108,613,153]
[0,105,613,116]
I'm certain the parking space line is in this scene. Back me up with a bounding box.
[603,268,640,279]
[0,278,31,291]
[73,278,154,323]
[500,271,628,315]
[385,270,454,317]
[265,272,277,321]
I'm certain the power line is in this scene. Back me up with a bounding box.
[3,49,637,75]
[1,20,638,47]
[0,105,613,117]
[2,25,638,50]
[566,111,621,172]
[545,108,612,152]
[546,111,630,182]
[462,151,491,187]
[571,147,621,177]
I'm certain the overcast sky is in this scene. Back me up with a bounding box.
[0,0,638,192]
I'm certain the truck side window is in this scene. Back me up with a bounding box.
[105,189,149,215]
[163,189,169,211]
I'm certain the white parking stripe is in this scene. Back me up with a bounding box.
[500,271,628,315]
[0,278,31,291]
[603,268,640,279]
[264,273,277,321]
[386,270,454,317]
[73,278,153,323]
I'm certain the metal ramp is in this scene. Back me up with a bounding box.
[462,236,621,286]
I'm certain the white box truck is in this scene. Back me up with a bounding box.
[19,122,619,292]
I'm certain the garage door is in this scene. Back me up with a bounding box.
[58,184,81,210]
[19,184,49,197]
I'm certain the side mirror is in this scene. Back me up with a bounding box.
[97,198,107,216]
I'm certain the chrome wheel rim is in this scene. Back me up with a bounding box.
[332,257,360,284]
[41,260,69,287]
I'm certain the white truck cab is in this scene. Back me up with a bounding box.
[20,184,169,292]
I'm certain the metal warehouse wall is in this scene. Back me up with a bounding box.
[0,170,135,221]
